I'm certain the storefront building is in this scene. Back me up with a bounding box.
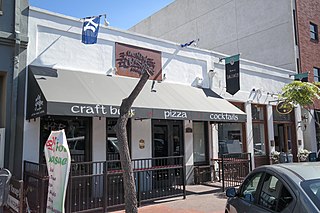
[23,7,305,186]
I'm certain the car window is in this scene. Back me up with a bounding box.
[239,172,263,203]
[301,179,320,211]
[259,174,293,212]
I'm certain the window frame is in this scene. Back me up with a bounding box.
[193,121,209,165]
[256,171,297,212]
[310,22,318,41]
[239,172,264,203]
[251,105,268,156]
[314,67,320,82]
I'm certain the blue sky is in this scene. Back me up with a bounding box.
[29,0,174,30]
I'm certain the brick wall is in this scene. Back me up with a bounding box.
[296,0,320,109]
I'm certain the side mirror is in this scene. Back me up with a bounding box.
[226,187,237,197]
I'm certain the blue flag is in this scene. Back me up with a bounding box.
[82,16,100,44]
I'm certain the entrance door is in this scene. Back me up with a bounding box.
[152,120,183,188]
[152,120,183,158]
[275,124,293,153]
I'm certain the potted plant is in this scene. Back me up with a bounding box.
[271,151,280,163]
[297,149,311,162]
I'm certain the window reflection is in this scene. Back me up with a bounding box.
[40,116,90,163]
[106,119,120,160]
[218,123,243,156]
[193,122,207,163]
[253,123,266,155]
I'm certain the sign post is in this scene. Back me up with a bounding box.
[44,130,71,213]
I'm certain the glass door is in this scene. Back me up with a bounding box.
[152,120,183,158]
[274,124,292,153]
[152,120,183,188]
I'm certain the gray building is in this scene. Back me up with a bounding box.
[0,0,28,178]
[130,0,298,71]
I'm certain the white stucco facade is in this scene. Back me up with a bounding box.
[23,7,305,183]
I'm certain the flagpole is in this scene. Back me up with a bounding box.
[80,14,107,21]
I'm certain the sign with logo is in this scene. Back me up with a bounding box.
[44,130,71,213]
[7,179,23,213]
[82,16,100,44]
[276,101,293,114]
[115,43,162,81]
[26,70,47,119]
[225,54,240,95]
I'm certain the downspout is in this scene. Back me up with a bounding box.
[8,0,21,174]
[294,0,302,73]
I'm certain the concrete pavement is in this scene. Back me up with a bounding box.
[111,183,227,213]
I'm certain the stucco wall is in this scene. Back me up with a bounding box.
[131,0,297,71]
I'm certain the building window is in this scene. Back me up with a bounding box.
[193,121,208,164]
[314,67,320,82]
[40,116,91,163]
[218,123,244,156]
[251,105,267,156]
[310,22,318,41]
[106,118,131,160]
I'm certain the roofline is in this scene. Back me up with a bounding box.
[28,6,295,76]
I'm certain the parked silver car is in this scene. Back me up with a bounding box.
[225,162,320,213]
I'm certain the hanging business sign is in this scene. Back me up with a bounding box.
[44,130,71,213]
[225,54,240,95]
[276,101,293,114]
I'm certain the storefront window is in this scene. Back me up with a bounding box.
[252,105,266,156]
[273,107,295,154]
[40,116,91,163]
[107,119,120,160]
[218,123,243,156]
[106,118,131,160]
[193,122,208,164]
[252,105,264,120]
[253,123,266,155]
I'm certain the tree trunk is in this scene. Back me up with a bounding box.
[114,71,150,213]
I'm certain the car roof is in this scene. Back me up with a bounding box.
[258,162,320,180]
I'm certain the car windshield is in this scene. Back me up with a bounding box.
[301,178,320,210]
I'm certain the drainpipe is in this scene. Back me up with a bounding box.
[8,0,21,176]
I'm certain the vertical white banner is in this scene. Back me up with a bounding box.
[44,130,71,213]
[0,128,5,168]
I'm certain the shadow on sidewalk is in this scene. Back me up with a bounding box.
[109,183,226,212]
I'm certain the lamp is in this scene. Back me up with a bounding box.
[151,80,156,92]
[298,113,308,131]
[106,67,117,76]
[302,113,308,122]
[193,76,203,88]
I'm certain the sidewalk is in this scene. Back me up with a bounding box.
[111,183,227,213]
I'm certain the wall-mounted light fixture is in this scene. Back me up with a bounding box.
[270,140,275,147]
[106,67,117,77]
[298,113,308,131]
[193,76,203,88]
[151,80,157,92]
